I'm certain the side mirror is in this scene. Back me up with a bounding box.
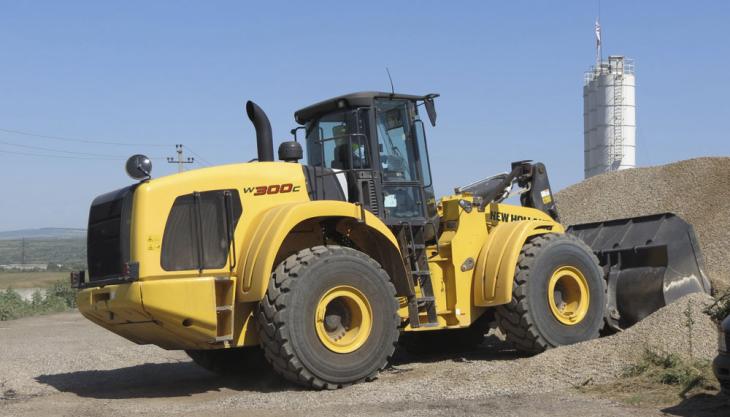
[424,97,437,127]
[125,154,152,180]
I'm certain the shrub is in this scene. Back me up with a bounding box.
[623,349,715,395]
[704,289,730,324]
[47,280,77,308]
[0,281,77,321]
[0,288,31,320]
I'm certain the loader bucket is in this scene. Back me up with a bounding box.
[566,213,712,330]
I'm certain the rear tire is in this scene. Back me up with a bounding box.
[185,346,266,375]
[256,245,399,390]
[495,233,605,353]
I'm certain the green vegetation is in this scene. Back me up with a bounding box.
[705,289,730,324]
[578,299,723,408]
[623,349,716,395]
[0,227,85,240]
[0,234,85,320]
[0,281,77,321]
[579,349,719,407]
[0,238,85,269]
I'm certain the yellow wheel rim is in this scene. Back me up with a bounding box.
[548,266,590,326]
[315,285,373,354]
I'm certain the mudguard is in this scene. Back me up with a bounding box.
[473,220,564,306]
[236,200,404,302]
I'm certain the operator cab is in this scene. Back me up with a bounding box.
[294,92,439,231]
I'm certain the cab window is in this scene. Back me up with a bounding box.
[306,109,369,170]
[375,100,418,182]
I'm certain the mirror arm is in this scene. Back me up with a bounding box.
[290,126,306,142]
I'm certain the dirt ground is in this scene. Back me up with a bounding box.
[0,272,67,289]
[1,312,727,417]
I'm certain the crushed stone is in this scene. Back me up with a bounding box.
[556,157,730,292]
[0,294,718,414]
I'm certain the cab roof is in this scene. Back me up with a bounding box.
[294,91,432,125]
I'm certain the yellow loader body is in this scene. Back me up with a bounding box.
[77,161,559,348]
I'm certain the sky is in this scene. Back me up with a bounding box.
[1,1,728,231]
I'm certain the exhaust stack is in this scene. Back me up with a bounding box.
[246,100,274,162]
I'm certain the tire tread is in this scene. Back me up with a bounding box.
[495,233,604,354]
[256,245,399,390]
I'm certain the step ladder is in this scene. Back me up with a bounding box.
[397,223,439,328]
[610,73,624,169]
[213,276,234,344]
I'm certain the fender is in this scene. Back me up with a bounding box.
[236,200,403,302]
[473,220,564,306]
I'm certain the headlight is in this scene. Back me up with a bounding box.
[720,332,728,353]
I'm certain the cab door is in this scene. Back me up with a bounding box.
[373,99,435,227]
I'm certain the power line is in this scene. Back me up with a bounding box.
[0,127,217,167]
[0,140,135,158]
[0,148,165,161]
[0,127,171,147]
[0,148,119,160]
[183,145,213,167]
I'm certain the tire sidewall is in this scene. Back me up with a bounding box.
[283,250,396,384]
[526,238,605,346]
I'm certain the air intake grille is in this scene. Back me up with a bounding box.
[87,185,136,282]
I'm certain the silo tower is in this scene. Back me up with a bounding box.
[583,54,637,178]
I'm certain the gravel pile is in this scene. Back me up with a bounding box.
[500,292,717,388]
[555,157,730,292]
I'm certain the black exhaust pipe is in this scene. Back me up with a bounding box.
[246,100,274,162]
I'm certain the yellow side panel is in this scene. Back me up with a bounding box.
[77,279,258,350]
[140,278,218,343]
[232,303,259,347]
[473,218,564,307]
[236,200,401,302]
[77,283,148,325]
[486,202,556,225]
[405,196,488,331]
[130,161,309,282]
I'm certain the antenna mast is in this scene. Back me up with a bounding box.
[385,67,395,95]
[595,1,602,69]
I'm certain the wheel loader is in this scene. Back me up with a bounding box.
[73,91,712,389]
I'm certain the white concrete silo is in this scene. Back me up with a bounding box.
[583,55,636,178]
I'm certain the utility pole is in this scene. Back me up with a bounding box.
[167,144,194,173]
[20,237,25,265]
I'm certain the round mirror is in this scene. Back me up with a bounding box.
[125,154,152,180]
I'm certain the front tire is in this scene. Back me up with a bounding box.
[495,233,606,353]
[256,245,399,390]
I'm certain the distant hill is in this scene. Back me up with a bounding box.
[0,228,86,241]
[0,229,86,267]
[0,237,86,267]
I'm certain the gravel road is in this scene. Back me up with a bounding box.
[0,304,723,417]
